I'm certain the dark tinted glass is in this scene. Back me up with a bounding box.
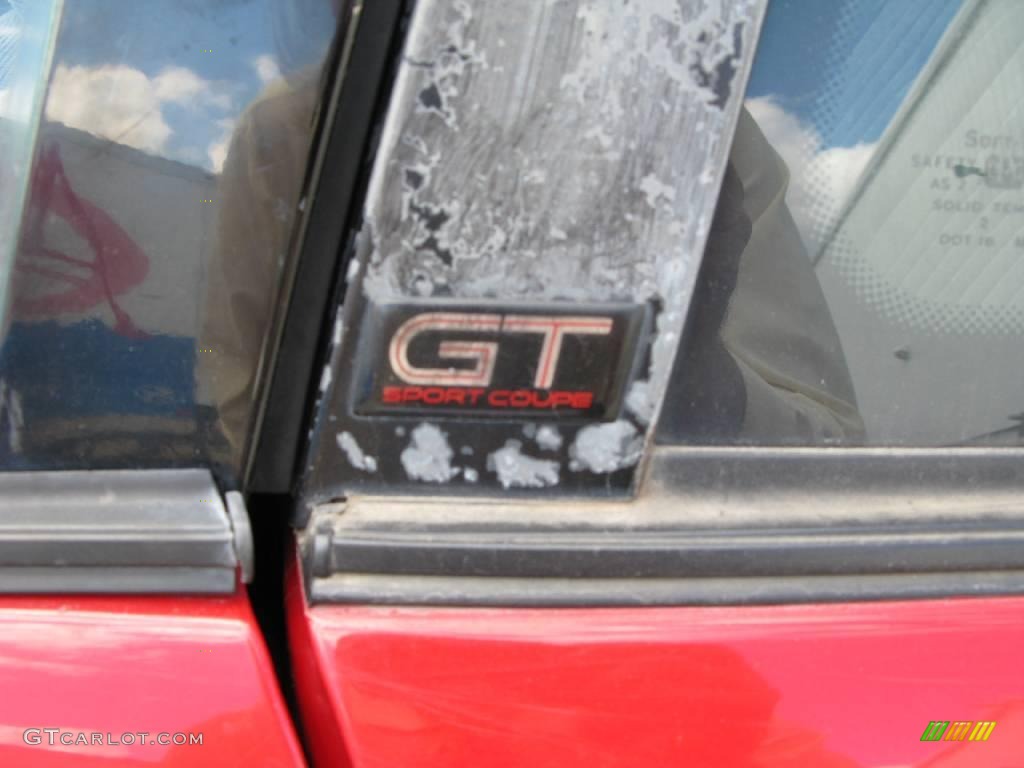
[660,0,1024,447]
[0,0,342,481]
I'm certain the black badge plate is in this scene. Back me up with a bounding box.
[352,302,649,421]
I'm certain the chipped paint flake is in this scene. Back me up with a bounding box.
[401,423,459,483]
[331,308,344,346]
[345,257,360,283]
[639,174,677,208]
[488,440,559,489]
[625,380,654,426]
[336,432,378,473]
[569,421,643,474]
[535,425,563,451]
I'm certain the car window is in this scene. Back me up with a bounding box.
[0,0,61,330]
[659,0,1023,447]
[0,0,341,481]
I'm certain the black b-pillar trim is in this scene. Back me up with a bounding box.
[247,0,409,493]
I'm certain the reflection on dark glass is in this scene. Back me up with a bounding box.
[0,0,342,480]
[659,108,864,446]
[660,0,1024,447]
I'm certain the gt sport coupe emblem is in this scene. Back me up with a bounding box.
[389,313,614,389]
[356,303,648,420]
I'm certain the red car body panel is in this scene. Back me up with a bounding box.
[288,552,1024,768]
[0,591,305,767]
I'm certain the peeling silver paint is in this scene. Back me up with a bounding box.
[336,431,377,473]
[361,0,760,302]
[305,0,767,497]
[488,440,560,489]
[400,423,459,483]
[352,0,763,459]
[570,421,643,474]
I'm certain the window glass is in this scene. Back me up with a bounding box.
[0,0,341,479]
[659,0,1024,447]
[0,0,62,335]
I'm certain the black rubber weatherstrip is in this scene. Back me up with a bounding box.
[316,523,1024,580]
[305,517,1024,606]
[0,469,239,594]
[310,570,1024,607]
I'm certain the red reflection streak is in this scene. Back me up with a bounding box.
[16,144,150,338]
